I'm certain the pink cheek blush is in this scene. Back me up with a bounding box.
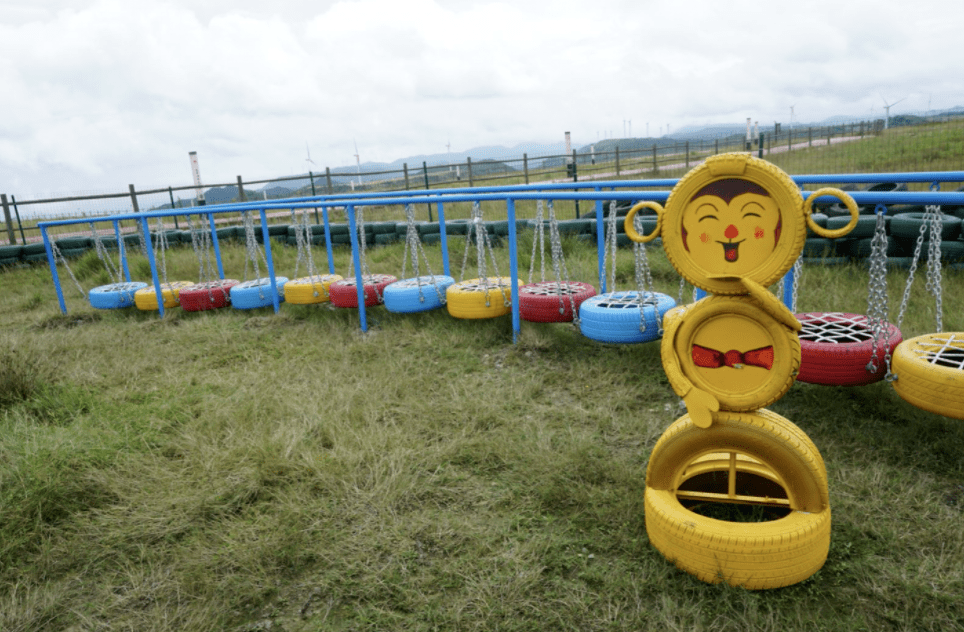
[754,226,764,239]
[700,232,709,243]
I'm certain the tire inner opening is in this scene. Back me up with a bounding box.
[678,471,791,522]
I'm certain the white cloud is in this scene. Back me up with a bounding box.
[1,0,963,201]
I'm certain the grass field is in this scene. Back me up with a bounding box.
[2,229,963,632]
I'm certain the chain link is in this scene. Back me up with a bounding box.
[89,222,121,284]
[865,206,890,374]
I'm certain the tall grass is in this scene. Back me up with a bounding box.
[2,173,964,628]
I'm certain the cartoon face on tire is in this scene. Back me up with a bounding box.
[662,154,808,295]
[681,178,783,275]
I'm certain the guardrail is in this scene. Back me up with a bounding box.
[35,174,964,343]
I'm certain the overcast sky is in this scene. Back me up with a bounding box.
[2,0,963,203]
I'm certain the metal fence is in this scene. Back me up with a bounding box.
[5,115,964,245]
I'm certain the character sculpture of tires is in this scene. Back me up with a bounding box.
[625,153,858,589]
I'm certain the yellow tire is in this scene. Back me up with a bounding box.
[446,277,512,319]
[666,295,800,411]
[891,332,964,420]
[645,408,831,590]
[661,153,807,295]
[284,274,343,305]
[134,281,195,311]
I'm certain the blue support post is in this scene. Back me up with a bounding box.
[208,212,225,279]
[322,206,335,274]
[114,220,131,282]
[781,266,795,311]
[437,200,450,277]
[595,199,606,292]
[346,204,368,332]
[259,209,281,314]
[141,218,165,318]
[506,198,521,343]
[43,227,68,314]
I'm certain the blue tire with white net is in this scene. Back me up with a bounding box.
[230,277,289,310]
[89,282,149,309]
[578,291,676,344]
[382,275,455,313]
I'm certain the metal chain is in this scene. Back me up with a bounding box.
[924,205,944,333]
[791,256,802,313]
[89,222,121,284]
[154,217,170,286]
[546,200,577,320]
[527,200,546,285]
[51,241,87,298]
[865,206,890,374]
[400,204,444,304]
[602,200,618,292]
[632,213,662,336]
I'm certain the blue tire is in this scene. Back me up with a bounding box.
[230,277,289,310]
[89,282,149,309]
[578,291,676,344]
[382,275,455,313]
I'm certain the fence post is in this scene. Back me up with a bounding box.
[614,147,620,176]
[467,157,474,187]
[403,163,410,190]
[808,127,813,147]
[827,127,832,145]
[758,133,764,158]
[325,167,334,194]
[523,153,529,185]
[168,187,179,228]
[236,176,246,202]
[685,141,690,169]
[1,194,14,245]
[714,138,719,155]
[10,195,25,244]
[422,161,433,222]
[309,171,320,224]
[652,144,658,173]
[129,184,140,213]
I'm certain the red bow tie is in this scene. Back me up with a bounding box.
[691,344,774,370]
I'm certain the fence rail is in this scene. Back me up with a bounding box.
[7,115,964,245]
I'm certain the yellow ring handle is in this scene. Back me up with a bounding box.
[804,188,859,238]
[624,201,663,243]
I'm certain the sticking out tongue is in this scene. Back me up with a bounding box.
[723,242,740,262]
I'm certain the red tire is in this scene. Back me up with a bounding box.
[178,279,239,312]
[796,312,902,386]
[518,281,596,323]
[328,274,398,308]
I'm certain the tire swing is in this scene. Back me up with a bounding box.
[81,223,149,309]
[382,204,453,313]
[229,211,288,310]
[328,205,397,308]
[885,205,964,419]
[446,201,512,319]
[578,200,674,343]
[795,205,903,386]
[517,200,596,323]
[178,214,239,312]
[625,153,855,589]
[284,209,342,305]
[134,218,195,311]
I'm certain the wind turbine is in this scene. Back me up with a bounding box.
[305,142,316,170]
[353,139,361,186]
[880,94,906,130]
[789,105,795,137]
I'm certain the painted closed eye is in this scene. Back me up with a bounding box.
[697,204,720,222]
[741,202,764,219]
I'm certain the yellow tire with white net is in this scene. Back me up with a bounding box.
[645,408,831,590]
[891,332,964,420]
[134,281,195,311]
[446,277,512,319]
[284,274,343,305]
